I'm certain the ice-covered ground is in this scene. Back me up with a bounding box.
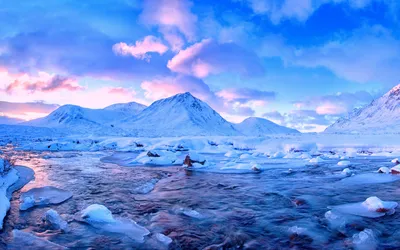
[2,130,400,248]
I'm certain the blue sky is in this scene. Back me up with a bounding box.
[0,0,399,131]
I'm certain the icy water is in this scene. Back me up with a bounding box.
[2,150,400,249]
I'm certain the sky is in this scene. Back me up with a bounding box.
[0,0,399,132]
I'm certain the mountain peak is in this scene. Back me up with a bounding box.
[235,117,299,135]
[387,83,400,97]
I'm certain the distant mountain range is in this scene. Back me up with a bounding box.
[326,84,400,133]
[234,117,300,136]
[20,92,298,137]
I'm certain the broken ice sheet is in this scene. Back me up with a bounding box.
[329,197,398,218]
[20,186,73,211]
[79,204,150,242]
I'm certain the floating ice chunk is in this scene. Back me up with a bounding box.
[134,150,178,165]
[224,151,239,158]
[342,168,353,176]
[20,186,73,211]
[156,233,173,246]
[339,173,400,185]
[43,209,69,232]
[391,158,399,164]
[178,208,204,219]
[80,204,150,242]
[352,229,377,250]
[362,196,397,213]
[330,197,398,218]
[221,162,262,172]
[132,179,158,194]
[300,153,312,159]
[271,151,285,159]
[377,167,390,174]
[325,210,347,232]
[337,160,351,167]
[391,165,400,174]
[288,226,306,235]
[309,156,324,165]
[346,151,358,158]
[10,230,67,249]
[340,156,349,160]
[239,153,252,159]
[81,204,115,223]
[327,154,340,159]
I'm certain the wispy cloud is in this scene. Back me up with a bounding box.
[113,36,168,61]
[168,39,265,78]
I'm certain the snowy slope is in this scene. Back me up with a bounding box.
[0,116,23,125]
[326,84,400,133]
[104,102,146,116]
[234,117,300,136]
[122,92,241,136]
[23,105,129,135]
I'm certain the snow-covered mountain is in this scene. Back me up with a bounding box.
[23,105,130,135]
[104,102,146,116]
[326,84,400,133]
[234,117,300,136]
[0,116,23,125]
[121,92,241,136]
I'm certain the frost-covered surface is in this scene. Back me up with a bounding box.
[20,186,73,210]
[80,204,150,242]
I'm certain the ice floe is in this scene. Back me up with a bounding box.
[155,233,173,246]
[43,209,69,232]
[80,204,150,242]
[377,167,390,174]
[309,156,324,165]
[390,165,400,174]
[20,186,73,210]
[132,150,179,165]
[341,168,353,176]
[224,151,239,158]
[352,229,377,250]
[338,173,400,185]
[330,196,398,218]
[337,160,351,167]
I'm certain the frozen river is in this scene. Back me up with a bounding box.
[1,150,400,249]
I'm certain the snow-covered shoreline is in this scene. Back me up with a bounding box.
[3,129,400,157]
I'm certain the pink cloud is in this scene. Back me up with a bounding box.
[107,87,136,96]
[140,0,197,41]
[167,39,265,78]
[113,36,168,61]
[316,103,347,115]
[4,74,83,94]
